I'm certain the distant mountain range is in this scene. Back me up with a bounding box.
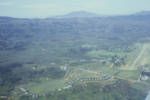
[0,11,150,19]
[0,10,150,52]
[55,11,100,18]
[53,11,150,18]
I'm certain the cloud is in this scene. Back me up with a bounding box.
[23,4,51,9]
[18,0,107,18]
[21,3,66,17]
[22,3,62,13]
[0,2,13,6]
[22,0,105,11]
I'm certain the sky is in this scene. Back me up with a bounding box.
[0,0,150,18]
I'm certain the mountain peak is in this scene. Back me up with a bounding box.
[57,11,100,18]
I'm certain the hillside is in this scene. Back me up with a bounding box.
[0,12,150,99]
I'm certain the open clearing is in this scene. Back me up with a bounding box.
[14,43,150,95]
[122,43,150,70]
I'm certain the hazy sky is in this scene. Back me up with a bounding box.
[0,0,150,18]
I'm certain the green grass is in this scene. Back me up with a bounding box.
[117,70,139,80]
[20,78,66,94]
[122,43,150,70]
[86,50,127,58]
[13,42,150,97]
[134,43,150,66]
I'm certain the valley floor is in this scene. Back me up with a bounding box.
[11,42,150,100]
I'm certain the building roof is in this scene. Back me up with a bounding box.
[142,71,150,76]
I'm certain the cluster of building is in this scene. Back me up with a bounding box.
[78,75,112,82]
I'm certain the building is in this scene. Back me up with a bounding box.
[140,71,150,81]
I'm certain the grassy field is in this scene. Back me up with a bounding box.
[18,78,66,94]
[122,43,150,70]
[86,49,128,58]
[13,42,150,97]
